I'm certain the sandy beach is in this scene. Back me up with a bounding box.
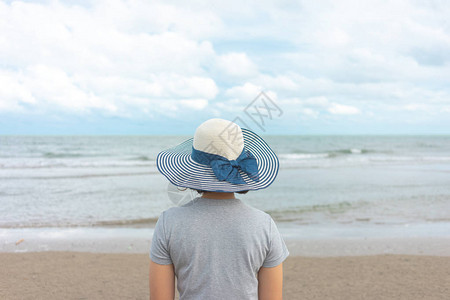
[0,252,448,300]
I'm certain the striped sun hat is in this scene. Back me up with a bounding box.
[156,118,279,192]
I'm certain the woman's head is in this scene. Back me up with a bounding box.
[156,118,279,192]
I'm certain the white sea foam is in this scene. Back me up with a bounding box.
[0,159,155,169]
[279,153,329,160]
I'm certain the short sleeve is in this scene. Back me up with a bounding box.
[149,212,173,265]
[262,217,289,268]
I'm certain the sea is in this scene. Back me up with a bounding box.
[1,135,450,254]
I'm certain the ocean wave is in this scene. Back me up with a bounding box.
[278,150,450,168]
[280,149,371,161]
[266,201,356,221]
[0,217,160,229]
[279,153,329,160]
[0,170,158,180]
[95,217,159,226]
[266,202,450,225]
[43,152,85,158]
[0,160,155,169]
[4,150,450,171]
[329,148,371,156]
[368,156,450,162]
[129,155,152,161]
[43,152,157,161]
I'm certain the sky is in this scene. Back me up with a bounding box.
[1,0,450,135]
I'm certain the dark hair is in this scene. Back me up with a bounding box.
[193,189,248,195]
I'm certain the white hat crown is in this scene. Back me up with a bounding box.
[193,118,244,160]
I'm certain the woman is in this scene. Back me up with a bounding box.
[149,118,289,299]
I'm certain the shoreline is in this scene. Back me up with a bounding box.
[2,223,450,256]
[1,252,449,299]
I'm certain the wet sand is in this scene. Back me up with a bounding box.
[1,252,449,299]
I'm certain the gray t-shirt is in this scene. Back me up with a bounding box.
[150,197,289,300]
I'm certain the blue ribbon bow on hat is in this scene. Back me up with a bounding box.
[191,147,259,185]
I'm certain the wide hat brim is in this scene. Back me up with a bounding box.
[156,129,279,192]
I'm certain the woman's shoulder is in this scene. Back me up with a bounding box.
[159,205,189,218]
[239,201,271,218]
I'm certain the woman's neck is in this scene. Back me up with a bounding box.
[201,192,236,199]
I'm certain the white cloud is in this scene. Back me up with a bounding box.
[225,82,262,101]
[0,1,222,117]
[24,64,118,112]
[216,52,258,78]
[300,108,319,118]
[1,0,450,133]
[304,97,330,107]
[254,74,299,91]
[280,96,360,117]
[327,103,360,115]
[404,103,430,112]
[179,99,208,110]
[0,70,35,112]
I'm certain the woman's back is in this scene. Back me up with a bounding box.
[150,118,288,299]
[150,196,289,300]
